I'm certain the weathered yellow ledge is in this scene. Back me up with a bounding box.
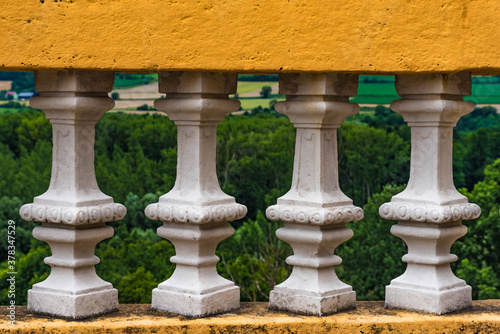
[1,0,499,74]
[1,301,499,333]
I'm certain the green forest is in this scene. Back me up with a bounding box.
[1,100,500,305]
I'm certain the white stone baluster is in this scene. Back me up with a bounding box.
[380,73,481,314]
[19,71,126,319]
[145,72,247,317]
[266,73,363,316]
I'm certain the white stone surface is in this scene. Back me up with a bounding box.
[266,73,361,316]
[22,71,124,319]
[382,73,479,314]
[270,289,355,316]
[152,282,239,318]
[145,72,246,317]
[28,289,118,320]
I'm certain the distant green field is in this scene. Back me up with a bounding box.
[351,96,399,104]
[0,108,25,113]
[471,83,500,97]
[236,82,277,95]
[237,81,500,109]
[358,82,397,96]
[465,95,500,104]
[113,74,157,89]
[353,82,500,105]
[239,98,284,110]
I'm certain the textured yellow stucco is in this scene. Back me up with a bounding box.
[1,301,500,333]
[0,0,499,74]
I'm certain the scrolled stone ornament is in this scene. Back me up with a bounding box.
[379,202,481,224]
[145,203,246,225]
[266,204,364,225]
[19,203,126,225]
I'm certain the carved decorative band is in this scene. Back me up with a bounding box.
[19,203,126,225]
[266,204,363,225]
[379,202,481,223]
[145,202,247,224]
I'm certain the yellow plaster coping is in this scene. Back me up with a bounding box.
[1,301,499,333]
[0,1,499,74]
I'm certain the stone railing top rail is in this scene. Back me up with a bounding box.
[0,0,499,74]
[1,301,499,333]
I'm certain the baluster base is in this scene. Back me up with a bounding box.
[152,285,239,317]
[267,222,357,316]
[26,225,119,319]
[386,284,471,315]
[384,221,472,314]
[149,220,242,317]
[28,288,118,319]
[270,288,355,316]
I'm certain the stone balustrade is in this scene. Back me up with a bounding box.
[16,69,483,319]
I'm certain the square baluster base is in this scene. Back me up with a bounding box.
[152,285,240,317]
[27,288,118,319]
[269,288,356,316]
[385,284,472,315]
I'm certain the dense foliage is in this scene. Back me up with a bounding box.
[0,104,499,305]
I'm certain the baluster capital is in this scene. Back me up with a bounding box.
[391,73,475,127]
[276,73,359,127]
[155,72,239,124]
[31,70,115,122]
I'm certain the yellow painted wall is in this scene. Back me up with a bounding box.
[0,0,499,74]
